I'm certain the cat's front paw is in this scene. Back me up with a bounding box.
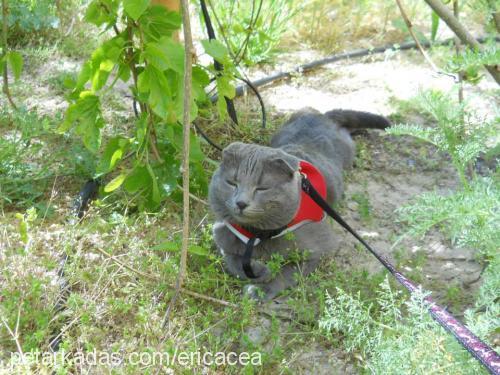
[242,284,275,302]
[249,262,272,283]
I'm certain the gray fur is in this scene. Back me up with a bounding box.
[209,107,386,301]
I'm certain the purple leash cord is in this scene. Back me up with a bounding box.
[301,176,500,374]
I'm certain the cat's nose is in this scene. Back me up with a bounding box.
[236,201,248,210]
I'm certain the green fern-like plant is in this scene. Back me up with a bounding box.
[447,41,500,83]
[397,177,499,257]
[386,90,497,189]
[320,277,493,374]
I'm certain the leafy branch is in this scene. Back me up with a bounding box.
[423,0,500,85]
[60,0,237,210]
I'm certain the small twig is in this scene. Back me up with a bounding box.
[176,185,208,205]
[93,246,233,308]
[48,314,82,350]
[147,110,163,162]
[394,0,456,80]
[93,247,157,281]
[180,289,237,308]
[0,310,25,359]
[42,175,58,223]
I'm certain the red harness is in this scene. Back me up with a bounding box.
[225,160,328,244]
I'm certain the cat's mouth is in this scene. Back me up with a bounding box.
[230,207,263,224]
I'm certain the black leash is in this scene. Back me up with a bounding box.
[242,225,287,278]
[300,177,398,273]
[243,237,258,278]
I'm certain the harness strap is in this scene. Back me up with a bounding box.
[242,237,257,279]
[300,176,500,375]
[241,225,287,279]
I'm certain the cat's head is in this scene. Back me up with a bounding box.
[209,142,301,229]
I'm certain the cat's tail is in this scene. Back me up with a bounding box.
[325,109,390,130]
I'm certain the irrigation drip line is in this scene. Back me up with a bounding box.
[200,36,496,152]
[219,36,497,100]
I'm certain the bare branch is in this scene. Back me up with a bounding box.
[394,0,456,80]
[423,0,500,85]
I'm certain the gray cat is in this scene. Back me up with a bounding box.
[209,108,389,301]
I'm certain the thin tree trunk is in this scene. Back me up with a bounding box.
[1,0,17,109]
[423,0,500,85]
[395,0,440,73]
[163,0,193,326]
[453,0,475,180]
[453,0,464,105]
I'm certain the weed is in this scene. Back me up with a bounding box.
[0,108,95,209]
[206,0,299,66]
[387,89,497,189]
[46,70,77,95]
[351,192,372,223]
[319,277,489,374]
[397,176,499,257]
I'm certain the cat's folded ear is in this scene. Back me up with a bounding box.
[221,142,245,167]
[268,156,297,179]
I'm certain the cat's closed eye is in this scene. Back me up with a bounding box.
[255,186,270,192]
[226,179,237,187]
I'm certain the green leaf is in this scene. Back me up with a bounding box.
[147,164,161,204]
[192,66,210,101]
[431,11,439,42]
[84,0,118,26]
[216,76,235,99]
[139,5,181,42]
[75,61,92,91]
[60,93,104,152]
[135,114,148,149]
[155,155,180,196]
[137,65,171,119]
[189,133,204,162]
[152,241,178,251]
[123,0,150,21]
[143,37,184,73]
[7,51,23,80]
[104,173,127,192]
[188,245,210,257]
[96,137,129,175]
[16,214,28,244]
[99,59,115,72]
[123,165,151,193]
[201,39,228,63]
[152,242,210,257]
[216,95,227,120]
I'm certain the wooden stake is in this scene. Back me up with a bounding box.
[163,0,193,327]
